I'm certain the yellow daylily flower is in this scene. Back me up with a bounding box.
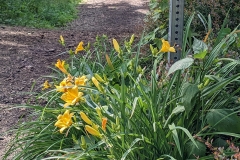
[75,75,87,86]
[80,111,93,125]
[160,39,176,53]
[85,125,101,137]
[75,41,84,54]
[113,38,120,53]
[55,78,73,92]
[55,110,74,133]
[55,59,68,74]
[102,117,107,131]
[61,86,85,107]
[42,80,51,90]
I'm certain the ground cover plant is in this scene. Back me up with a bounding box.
[3,3,240,160]
[0,0,81,28]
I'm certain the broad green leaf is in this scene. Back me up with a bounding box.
[212,138,228,148]
[193,50,208,59]
[181,83,199,115]
[167,57,194,76]
[206,109,240,132]
[192,37,208,54]
[164,105,185,127]
[186,140,206,158]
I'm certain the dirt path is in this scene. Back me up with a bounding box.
[0,0,149,158]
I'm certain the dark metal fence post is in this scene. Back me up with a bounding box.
[168,0,184,63]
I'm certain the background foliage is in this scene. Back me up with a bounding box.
[185,0,240,31]
[0,0,81,28]
[146,0,240,38]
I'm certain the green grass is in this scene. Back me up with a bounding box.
[0,0,81,28]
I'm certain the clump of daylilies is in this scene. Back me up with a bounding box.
[42,35,175,142]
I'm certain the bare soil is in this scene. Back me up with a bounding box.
[0,0,149,158]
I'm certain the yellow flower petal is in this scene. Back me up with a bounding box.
[42,80,51,90]
[55,110,74,133]
[75,75,87,86]
[160,39,176,53]
[59,127,67,133]
[80,111,93,125]
[55,78,73,92]
[85,125,101,137]
[75,41,84,54]
[169,47,176,53]
[63,103,72,108]
[55,59,68,74]
[61,86,84,107]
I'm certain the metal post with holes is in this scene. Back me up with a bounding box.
[168,0,184,63]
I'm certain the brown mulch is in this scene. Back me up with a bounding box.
[0,0,149,158]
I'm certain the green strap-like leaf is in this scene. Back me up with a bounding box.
[121,138,143,160]
[169,123,182,157]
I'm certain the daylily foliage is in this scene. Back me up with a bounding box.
[5,15,240,160]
